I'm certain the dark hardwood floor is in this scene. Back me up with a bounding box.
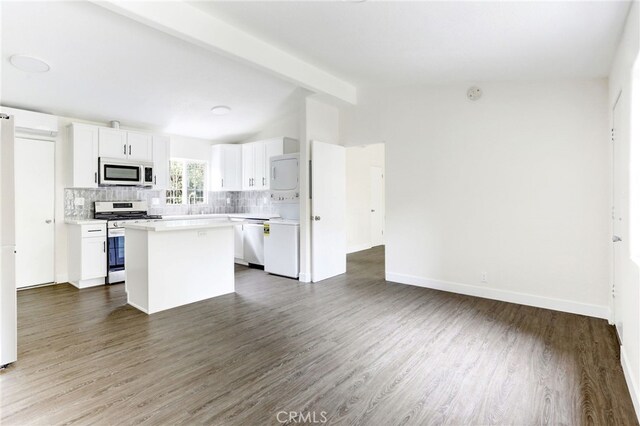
[1,247,637,425]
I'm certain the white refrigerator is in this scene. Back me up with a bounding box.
[0,114,17,368]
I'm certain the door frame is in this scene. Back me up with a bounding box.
[370,165,384,247]
[611,89,622,328]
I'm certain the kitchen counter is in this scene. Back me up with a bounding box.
[64,218,107,225]
[122,218,234,232]
[160,213,279,221]
[228,213,280,220]
[159,214,229,221]
[124,219,234,314]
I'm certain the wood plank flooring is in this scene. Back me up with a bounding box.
[1,246,637,425]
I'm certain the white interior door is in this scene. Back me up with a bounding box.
[612,92,625,335]
[15,138,55,288]
[311,140,346,282]
[370,166,384,247]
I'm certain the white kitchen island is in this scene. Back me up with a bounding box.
[123,219,235,314]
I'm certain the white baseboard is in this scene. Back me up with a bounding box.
[55,274,69,284]
[621,345,640,422]
[386,272,610,320]
[347,243,372,254]
[298,272,312,283]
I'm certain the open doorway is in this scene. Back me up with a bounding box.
[345,143,386,255]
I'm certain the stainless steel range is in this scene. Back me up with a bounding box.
[94,201,161,284]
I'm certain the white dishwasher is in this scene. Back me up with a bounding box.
[264,219,299,278]
[243,220,265,265]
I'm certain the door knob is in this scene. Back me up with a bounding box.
[314,216,321,221]
[371,209,375,212]
[613,235,622,242]
[45,219,53,224]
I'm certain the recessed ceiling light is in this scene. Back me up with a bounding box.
[211,105,231,115]
[9,54,50,73]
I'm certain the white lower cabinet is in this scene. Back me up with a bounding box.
[68,223,107,288]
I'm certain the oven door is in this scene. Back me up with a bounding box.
[107,228,126,284]
[99,158,142,186]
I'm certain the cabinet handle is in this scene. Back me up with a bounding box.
[262,177,265,186]
[273,167,276,180]
[221,178,224,188]
[94,172,97,183]
[123,144,126,155]
[129,145,131,156]
[103,241,106,252]
[154,176,157,185]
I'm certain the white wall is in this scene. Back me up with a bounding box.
[342,79,611,319]
[299,96,341,282]
[608,1,640,417]
[346,143,385,253]
[170,135,212,163]
[241,111,300,143]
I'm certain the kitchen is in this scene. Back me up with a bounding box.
[8,108,303,314]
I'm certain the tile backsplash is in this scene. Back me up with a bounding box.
[64,188,278,220]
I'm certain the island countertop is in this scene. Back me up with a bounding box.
[122,219,236,232]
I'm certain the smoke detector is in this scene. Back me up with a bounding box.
[467,86,482,101]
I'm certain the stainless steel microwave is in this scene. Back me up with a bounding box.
[99,158,153,187]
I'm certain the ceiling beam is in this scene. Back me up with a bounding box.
[91,1,357,104]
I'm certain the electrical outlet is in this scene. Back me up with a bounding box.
[74,197,85,207]
[481,272,488,283]
[198,231,207,237]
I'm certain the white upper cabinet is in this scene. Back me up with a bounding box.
[242,138,289,191]
[211,144,242,191]
[242,143,256,190]
[69,123,99,188]
[127,132,153,162]
[69,123,174,188]
[152,135,170,189]
[98,128,152,162]
[98,128,127,159]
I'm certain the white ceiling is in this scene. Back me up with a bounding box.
[1,1,631,141]
[0,1,302,142]
[192,1,631,87]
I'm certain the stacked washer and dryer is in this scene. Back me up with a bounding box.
[264,153,300,279]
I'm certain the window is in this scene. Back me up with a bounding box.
[166,159,206,204]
